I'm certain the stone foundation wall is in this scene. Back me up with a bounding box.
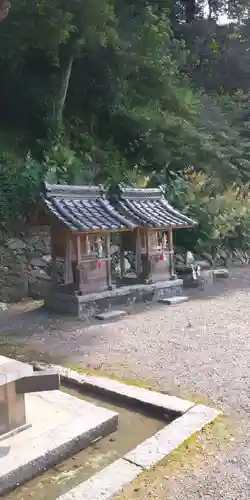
[45,279,184,318]
[0,227,51,302]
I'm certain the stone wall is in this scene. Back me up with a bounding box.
[0,227,51,302]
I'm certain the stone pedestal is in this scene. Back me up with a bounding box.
[0,382,26,435]
[0,355,60,438]
[0,356,33,437]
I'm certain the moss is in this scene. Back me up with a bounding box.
[160,388,215,407]
[0,342,65,365]
[116,415,236,500]
[67,364,215,406]
[0,343,36,361]
[67,364,156,391]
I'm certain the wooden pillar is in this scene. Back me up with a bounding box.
[105,233,112,289]
[145,229,151,281]
[135,228,141,276]
[145,229,149,256]
[76,235,81,266]
[51,230,57,289]
[64,235,73,284]
[168,227,175,277]
[74,234,81,290]
[120,249,125,278]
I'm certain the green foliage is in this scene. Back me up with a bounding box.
[1,0,250,254]
[0,153,43,229]
[166,170,250,253]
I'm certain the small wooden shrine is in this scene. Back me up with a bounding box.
[30,183,196,316]
[110,185,196,284]
[31,183,135,296]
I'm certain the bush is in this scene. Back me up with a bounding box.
[0,153,43,230]
[166,170,250,255]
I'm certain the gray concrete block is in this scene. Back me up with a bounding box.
[33,363,194,415]
[94,310,126,321]
[124,404,221,469]
[159,296,188,305]
[57,458,142,500]
[0,390,118,494]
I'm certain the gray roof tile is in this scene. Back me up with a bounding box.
[110,185,196,228]
[43,183,135,232]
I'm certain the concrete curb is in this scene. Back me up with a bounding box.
[32,363,221,500]
[32,362,194,415]
[57,459,143,500]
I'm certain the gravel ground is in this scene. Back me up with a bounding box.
[1,267,250,499]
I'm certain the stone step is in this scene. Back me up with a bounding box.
[159,296,188,305]
[213,268,229,278]
[95,310,126,321]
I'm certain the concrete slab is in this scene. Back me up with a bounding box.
[94,310,126,321]
[159,296,188,305]
[0,390,118,495]
[57,458,142,500]
[124,404,221,469]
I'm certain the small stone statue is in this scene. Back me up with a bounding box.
[186,251,195,265]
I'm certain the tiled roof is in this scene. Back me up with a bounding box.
[109,185,196,228]
[42,183,135,232]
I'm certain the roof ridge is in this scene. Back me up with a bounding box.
[118,184,165,200]
[44,183,105,200]
[111,185,196,228]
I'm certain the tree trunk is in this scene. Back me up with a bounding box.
[184,0,196,23]
[56,49,75,124]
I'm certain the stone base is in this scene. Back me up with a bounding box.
[213,268,229,278]
[44,279,183,318]
[159,296,188,305]
[0,390,118,495]
[95,310,126,321]
[0,356,34,437]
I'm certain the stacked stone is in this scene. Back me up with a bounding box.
[0,227,51,302]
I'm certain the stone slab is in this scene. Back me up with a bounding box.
[0,356,33,386]
[33,363,194,415]
[124,404,221,469]
[159,296,188,305]
[213,268,229,278]
[57,458,142,500]
[0,390,118,494]
[94,310,126,321]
